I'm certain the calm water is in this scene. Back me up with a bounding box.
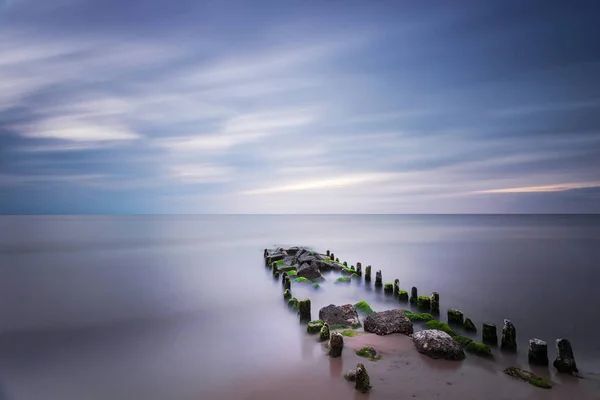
[0,215,599,399]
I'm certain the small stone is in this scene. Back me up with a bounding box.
[482,323,498,345]
[375,270,382,287]
[447,309,464,325]
[365,265,372,281]
[283,288,292,300]
[430,292,440,314]
[410,286,418,304]
[553,338,578,374]
[501,319,517,351]
[319,323,330,342]
[355,363,371,392]
[504,366,553,389]
[528,338,549,365]
[329,332,344,357]
[307,319,324,334]
[464,318,477,331]
[344,369,357,381]
[298,299,311,322]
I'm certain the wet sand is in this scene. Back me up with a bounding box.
[199,333,600,400]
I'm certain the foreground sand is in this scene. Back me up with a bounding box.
[198,332,600,400]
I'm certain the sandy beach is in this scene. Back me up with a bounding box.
[199,333,600,400]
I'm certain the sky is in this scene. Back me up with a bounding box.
[1,0,599,214]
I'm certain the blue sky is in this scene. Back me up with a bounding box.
[1,0,599,213]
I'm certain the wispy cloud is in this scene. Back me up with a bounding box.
[474,182,600,194]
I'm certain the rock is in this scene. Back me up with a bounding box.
[364,309,413,336]
[266,253,284,265]
[410,286,418,304]
[307,319,324,334]
[296,262,322,280]
[430,292,440,314]
[447,309,464,325]
[375,270,382,287]
[417,296,431,310]
[365,265,371,281]
[283,277,291,291]
[501,319,517,351]
[412,330,465,360]
[464,318,477,331]
[482,323,498,345]
[319,323,330,342]
[285,247,301,256]
[288,297,299,310]
[355,363,371,392]
[263,248,268,258]
[283,288,292,300]
[393,279,399,295]
[553,338,578,374]
[330,252,335,260]
[344,369,357,381]
[319,304,360,327]
[504,367,553,389]
[398,290,409,301]
[454,335,492,357]
[298,299,311,322]
[528,338,549,365]
[326,250,330,257]
[356,262,362,276]
[343,261,348,267]
[356,346,379,359]
[329,332,344,357]
[384,282,393,294]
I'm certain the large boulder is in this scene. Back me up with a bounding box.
[412,330,465,360]
[364,309,413,336]
[296,262,322,280]
[319,304,360,327]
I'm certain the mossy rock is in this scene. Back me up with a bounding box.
[288,297,299,310]
[336,276,351,283]
[417,296,431,310]
[283,288,292,300]
[319,323,330,342]
[464,318,477,331]
[354,301,375,315]
[307,319,325,334]
[312,283,320,289]
[398,290,409,301]
[504,367,553,389]
[294,277,310,283]
[341,330,361,337]
[455,336,492,357]
[355,346,381,361]
[425,320,457,337]
[274,259,285,265]
[286,270,297,277]
[383,282,393,293]
[447,309,464,325]
[403,310,434,322]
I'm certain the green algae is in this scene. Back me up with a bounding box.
[354,301,375,315]
[355,347,382,361]
[425,320,457,337]
[403,310,434,322]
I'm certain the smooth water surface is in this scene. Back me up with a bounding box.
[0,215,599,399]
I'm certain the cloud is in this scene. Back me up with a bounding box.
[19,117,139,142]
[167,164,234,184]
[474,182,600,194]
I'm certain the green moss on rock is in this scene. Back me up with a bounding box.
[307,319,325,334]
[283,288,292,300]
[294,277,310,283]
[425,320,457,337]
[398,290,409,301]
[383,282,393,293]
[288,297,299,310]
[447,309,464,325]
[336,276,351,283]
[319,323,330,342]
[464,318,477,331]
[341,330,360,337]
[403,310,434,322]
[286,270,297,277]
[312,283,320,289]
[504,366,553,389]
[454,336,492,357]
[354,301,375,315]
[417,295,431,310]
[355,347,381,361]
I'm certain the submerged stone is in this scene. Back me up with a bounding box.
[482,323,498,345]
[398,290,409,301]
[355,363,371,393]
[447,309,464,325]
[307,319,324,334]
[425,320,456,337]
[298,299,311,322]
[464,318,477,331]
[504,367,553,389]
[383,282,393,294]
[501,319,517,351]
[364,309,413,336]
[454,336,492,357]
[283,288,292,300]
[412,330,465,361]
[365,265,372,282]
[288,297,299,310]
[430,292,440,314]
[417,296,431,310]
[354,301,375,315]
[319,323,330,342]
[329,332,344,357]
[528,338,549,366]
[355,346,380,360]
[410,286,418,304]
[553,338,578,374]
[319,304,360,327]
[344,368,357,381]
